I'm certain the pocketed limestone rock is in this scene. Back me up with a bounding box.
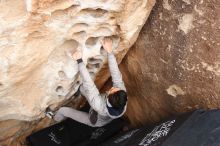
[0,0,155,121]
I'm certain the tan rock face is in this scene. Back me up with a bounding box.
[0,0,155,121]
[119,0,220,126]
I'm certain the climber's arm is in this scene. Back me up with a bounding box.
[72,52,105,114]
[77,60,106,114]
[72,52,100,97]
[102,38,126,91]
[107,53,126,91]
[77,59,100,96]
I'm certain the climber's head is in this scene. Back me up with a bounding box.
[107,87,127,109]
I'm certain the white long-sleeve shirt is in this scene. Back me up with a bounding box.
[78,53,127,127]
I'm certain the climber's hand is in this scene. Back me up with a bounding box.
[102,37,113,53]
[72,51,82,60]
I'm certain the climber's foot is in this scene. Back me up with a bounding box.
[45,107,55,119]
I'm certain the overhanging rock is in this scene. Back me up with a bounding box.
[0,0,155,121]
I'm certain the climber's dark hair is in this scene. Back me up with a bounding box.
[108,90,127,109]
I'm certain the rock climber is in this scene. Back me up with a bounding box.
[46,37,127,127]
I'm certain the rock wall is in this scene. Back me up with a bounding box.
[119,0,220,126]
[1,0,219,145]
[0,0,155,121]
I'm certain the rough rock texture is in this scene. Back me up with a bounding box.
[0,99,84,146]
[118,0,220,126]
[0,118,51,146]
[0,0,155,121]
[1,0,219,145]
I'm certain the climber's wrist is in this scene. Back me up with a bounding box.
[109,50,113,53]
[106,48,113,54]
[76,58,83,64]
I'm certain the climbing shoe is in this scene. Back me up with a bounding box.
[45,107,55,119]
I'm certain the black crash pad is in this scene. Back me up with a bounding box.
[26,118,124,146]
[100,109,220,146]
[27,109,220,146]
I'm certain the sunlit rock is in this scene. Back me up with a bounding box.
[0,0,155,121]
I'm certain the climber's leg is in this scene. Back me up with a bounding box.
[54,107,93,126]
